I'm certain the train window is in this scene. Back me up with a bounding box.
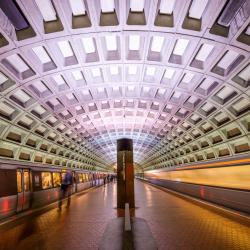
[85,173,89,182]
[41,172,52,189]
[17,170,22,193]
[23,171,29,191]
[78,173,83,183]
[53,172,61,187]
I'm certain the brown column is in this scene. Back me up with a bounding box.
[117,138,135,209]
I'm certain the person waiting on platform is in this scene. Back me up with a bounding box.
[58,170,73,209]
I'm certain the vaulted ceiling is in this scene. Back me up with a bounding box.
[0,0,249,170]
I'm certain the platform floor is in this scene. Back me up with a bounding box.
[0,180,250,250]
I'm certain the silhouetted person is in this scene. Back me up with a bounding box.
[58,170,73,209]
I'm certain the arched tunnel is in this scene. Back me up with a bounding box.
[0,0,249,249]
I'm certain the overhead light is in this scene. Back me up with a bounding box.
[151,36,164,52]
[100,0,115,13]
[69,0,86,16]
[130,0,145,12]
[91,68,101,77]
[216,86,234,99]
[0,72,8,85]
[195,43,214,61]
[81,37,95,53]
[52,75,66,85]
[146,66,156,76]
[6,54,29,73]
[188,0,209,20]
[105,35,117,51]
[32,46,51,64]
[13,89,30,103]
[33,81,48,92]
[238,64,250,81]
[164,68,175,79]
[110,66,119,75]
[72,70,83,80]
[217,50,239,69]
[129,35,140,50]
[159,0,176,14]
[34,0,57,22]
[173,39,189,56]
[57,41,74,57]
[182,73,194,83]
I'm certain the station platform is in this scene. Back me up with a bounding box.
[0,180,250,250]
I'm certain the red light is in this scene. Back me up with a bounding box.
[200,187,205,198]
[2,200,9,212]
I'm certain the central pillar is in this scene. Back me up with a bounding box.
[117,138,134,209]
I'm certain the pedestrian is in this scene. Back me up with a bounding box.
[58,170,73,209]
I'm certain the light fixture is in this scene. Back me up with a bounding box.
[5,54,29,73]
[57,41,74,57]
[151,36,164,52]
[159,0,176,14]
[105,35,117,51]
[32,46,51,64]
[173,39,189,56]
[81,37,95,53]
[188,0,209,20]
[35,0,57,22]
[129,35,140,50]
[69,0,86,16]
[217,50,239,69]
[195,43,214,61]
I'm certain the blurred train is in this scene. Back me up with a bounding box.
[136,156,250,214]
[0,160,113,220]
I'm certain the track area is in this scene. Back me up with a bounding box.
[0,180,250,250]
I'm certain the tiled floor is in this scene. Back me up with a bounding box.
[0,180,250,250]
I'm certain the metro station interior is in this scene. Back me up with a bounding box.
[0,0,250,249]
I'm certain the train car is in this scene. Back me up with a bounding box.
[0,160,109,220]
[141,156,250,214]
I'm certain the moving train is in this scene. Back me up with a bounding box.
[137,156,250,214]
[0,160,111,220]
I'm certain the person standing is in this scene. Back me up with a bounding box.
[58,170,73,209]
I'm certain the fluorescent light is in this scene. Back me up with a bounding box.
[0,102,15,115]
[105,35,117,51]
[238,64,250,81]
[21,116,33,126]
[100,0,115,13]
[91,68,101,77]
[35,0,57,22]
[217,50,239,69]
[33,105,46,115]
[182,73,194,83]
[129,35,140,50]
[146,66,156,76]
[81,37,95,53]
[216,86,234,99]
[189,0,209,19]
[164,68,175,79]
[173,39,189,56]
[72,70,83,80]
[159,0,176,14]
[13,89,30,102]
[57,41,74,57]
[53,75,65,85]
[6,54,29,73]
[195,43,214,61]
[34,81,48,92]
[151,36,164,52]
[0,72,8,84]
[130,0,145,12]
[110,66,119,75]
[69,0,86,16]
[32,46,51,64]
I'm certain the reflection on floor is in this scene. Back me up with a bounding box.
[0,180,249,250]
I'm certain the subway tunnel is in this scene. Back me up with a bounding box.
[0,0,250,249]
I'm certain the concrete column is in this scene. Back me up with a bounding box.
[117,138,135,209]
